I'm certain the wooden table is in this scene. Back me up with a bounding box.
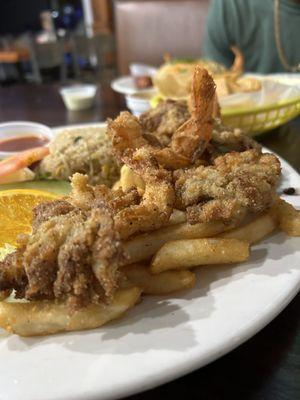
[0,82,299,400]
[0,82,123,126]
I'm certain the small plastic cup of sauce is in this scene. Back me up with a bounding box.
[0,121,53,159]
[59,85,97,111]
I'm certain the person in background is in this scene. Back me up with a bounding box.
[203,0,300,73]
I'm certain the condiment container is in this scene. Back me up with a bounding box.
[59,85,97,111]
[125,91,154,116]
[0,121,53,159]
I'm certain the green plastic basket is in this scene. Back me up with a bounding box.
[222,96,300,136]
[150,95,300,136]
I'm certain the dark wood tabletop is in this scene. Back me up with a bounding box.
[0,82,299,400]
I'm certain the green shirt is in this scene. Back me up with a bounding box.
[203,0,300,73]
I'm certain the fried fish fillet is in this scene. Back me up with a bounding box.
[174,149,281,224]
[0,184,126,311]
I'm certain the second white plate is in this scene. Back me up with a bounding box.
[111,76,156,95]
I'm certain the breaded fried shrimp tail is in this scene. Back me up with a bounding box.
[171,67,216,160]
[107,114,175,238]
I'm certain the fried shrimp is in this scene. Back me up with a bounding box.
[108,68,216,170]
[114,148,175,239]
[230,46,244,75]
[69,173,140,213]
[107,111,188,170]
[68,170,171,240]
[140,100,259,157]
[107,118,175,238]
[70,172,160,240]
[0,147,49,180]
[170,67,216,160]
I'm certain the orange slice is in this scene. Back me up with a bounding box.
[0,189,59,247]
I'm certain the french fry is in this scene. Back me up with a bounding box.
[123,220,236,265]
[219,212,277,244]
[151,238,249,273]
[112,180,122,190]
[124,264,196,294]
[120,165,145,194]
[167,209,186,226]
[0,287,141,337]
[273,199,300,236]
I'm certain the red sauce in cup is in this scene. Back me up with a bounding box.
[0,135,49,152]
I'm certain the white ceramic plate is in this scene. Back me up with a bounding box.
[0,125,300,400]
[111,76,157,95]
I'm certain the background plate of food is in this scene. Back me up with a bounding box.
[111,76,157,95]
[111,64,158,95]
[151,53,300,135]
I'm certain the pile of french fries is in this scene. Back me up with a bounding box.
[0,166,299,337]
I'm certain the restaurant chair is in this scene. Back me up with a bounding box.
[94,33,117,78]
[114,0,210,74]
[25,35,67,84]
[70,34,97,80]
[71,33,116,81]
[0,35,14,50]
[0,35,29,83]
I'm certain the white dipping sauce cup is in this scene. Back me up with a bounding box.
[59,85,98,111]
